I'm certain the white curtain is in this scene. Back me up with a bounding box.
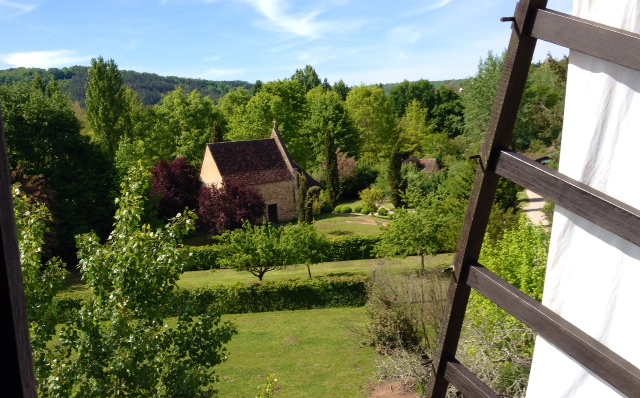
[526,2,640,397]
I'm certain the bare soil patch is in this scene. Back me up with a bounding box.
[369,379,421,398]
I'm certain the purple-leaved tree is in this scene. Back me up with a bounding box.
[197,178,265,235]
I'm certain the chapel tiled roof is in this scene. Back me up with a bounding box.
[207,139,293,185]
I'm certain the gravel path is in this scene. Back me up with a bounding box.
[522,189,550,227]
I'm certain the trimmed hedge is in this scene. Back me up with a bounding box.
[182,245,222,271]
[173,275,368,315]
[54,275,368,321]
[325,236,381,261]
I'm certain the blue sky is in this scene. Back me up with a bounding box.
[0,0,573,85]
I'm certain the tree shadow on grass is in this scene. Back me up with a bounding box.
[325,271,360,277]
[327,230,353,236]
[314,213,363,221]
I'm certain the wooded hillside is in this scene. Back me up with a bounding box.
[0,66,252,106]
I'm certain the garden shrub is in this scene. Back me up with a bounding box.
[378,207,388,216]
[359,186,385,209]
[334,205,352,214]
[352,205,362,213]
[182,245,222,271]
[321,201,334,213]
[325,236,381,261]
[361,204,377,215]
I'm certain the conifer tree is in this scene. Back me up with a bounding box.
[324,128,340,207]
[297,172,309,223]
[388,138,405,208]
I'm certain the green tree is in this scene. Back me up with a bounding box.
[227,80,309,162]
[323,128,340,207]
[163,88,225,167]
[359,186,385,212]
[461,51,566,153]
[251,79,263,96]
[518,55,567,149]
[431,86,465,138]
[376,194,462,273]
[297,173,310,224]
[388,79,437,118]
[345,85,398,165]
[332,79,350,101]
[218,87,251,137]
[302,87,359,168]
[44,165,236,397]
[31,72,46,94]
[13,188,65,391]
[217,221,289,281]
[281,223,328,278]
[2,80,117,256]
[86,56,132,156]
[387,138,405,208]
[291,65,321,92]
[398,100,436,154]
[460,51,505,153]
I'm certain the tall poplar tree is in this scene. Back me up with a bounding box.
[388,138,405,209]
[86,56,130,156]
[324,128,340,207]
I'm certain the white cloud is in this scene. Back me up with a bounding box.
[0,0,36,19]
[204,67,247,78]
[387,26,421,45]
[242,0,366,39]
[295,46,337,66]
[124,40,137,50]
[415,0,454,14]
[0,50,92,68]
[160,0,219,4]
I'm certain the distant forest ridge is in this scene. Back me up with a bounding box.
[382,78,465,94]
[0,66,252,106]
[0,66,464,106]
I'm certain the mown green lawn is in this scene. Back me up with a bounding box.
[183,211,386,244]
[48,307,376,397]
[178,254,453,289]
[216,307,376,398]
[312,213,387,237]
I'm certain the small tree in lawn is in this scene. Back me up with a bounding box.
[282,223,328,278]
[151,157,200,219]
[44,164,236,397]
[216,221,288,281]
[376,194,458,274]
[198,178,265,235]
